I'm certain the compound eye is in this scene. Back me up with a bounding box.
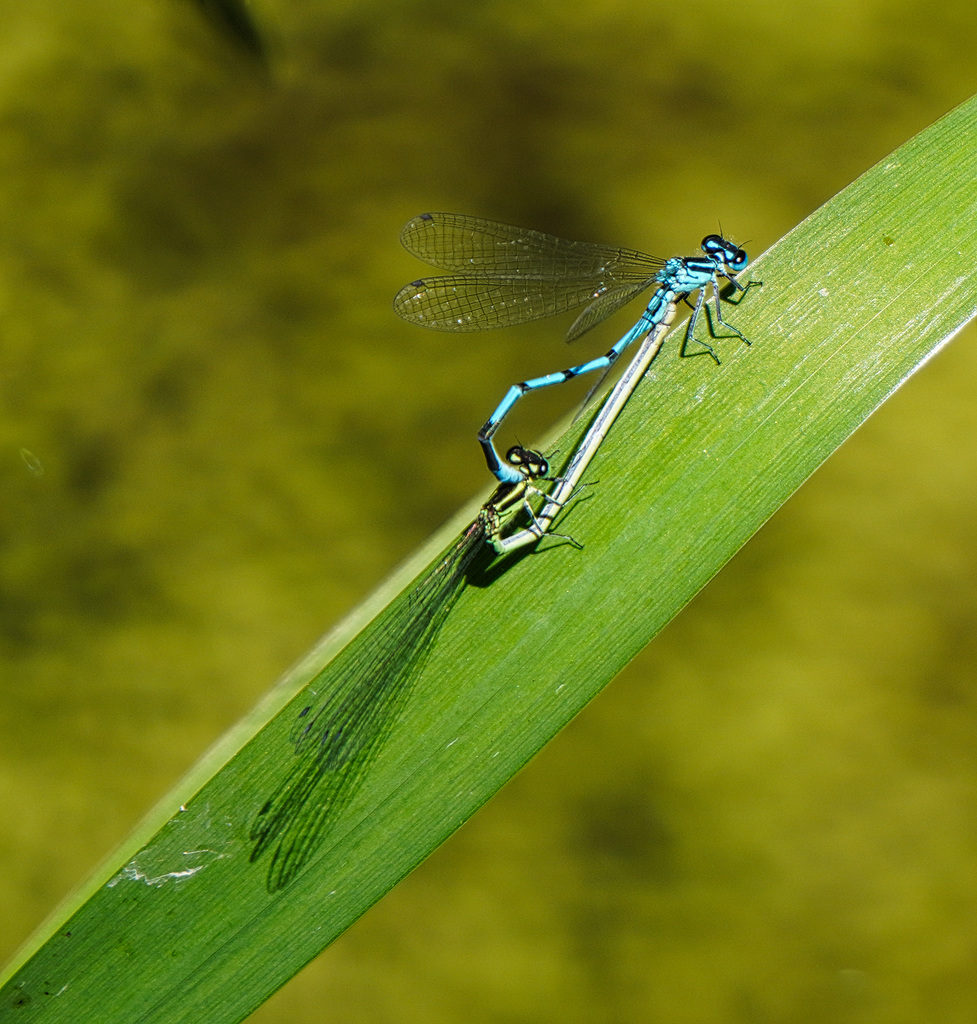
[701,234,724,255]
[505,445,526,466]
[730,248,749,271]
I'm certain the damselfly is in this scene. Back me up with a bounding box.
[394,213,755,484]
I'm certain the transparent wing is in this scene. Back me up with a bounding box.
[393,275,616,331]
[396,212,669,338]
[400,212,664,281]
[395,215,665,335]
[250,524,482,892]
[566,279,660,343]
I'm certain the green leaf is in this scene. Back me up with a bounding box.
[3,94,976,1024]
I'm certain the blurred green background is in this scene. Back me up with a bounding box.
[2,1,977,1021]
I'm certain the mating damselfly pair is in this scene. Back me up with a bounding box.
[250,212,758,890]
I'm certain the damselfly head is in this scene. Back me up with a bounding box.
[700,234,749,273]
[505,445,549,480]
